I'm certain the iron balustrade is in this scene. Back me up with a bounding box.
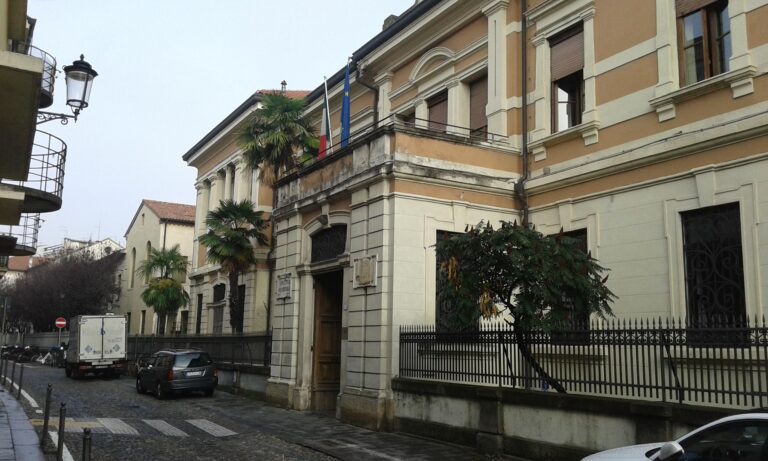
[12,42,57,108]
[399,317,768,409]
[0,130,67,204]
[0,214,41,255]
[127,333,271,368]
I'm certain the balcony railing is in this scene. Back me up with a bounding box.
[12,42,57,109]
[0,214,41,256]
[297,113,510,170]
[1,130,67,212]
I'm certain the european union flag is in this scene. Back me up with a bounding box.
[340,60,351,148]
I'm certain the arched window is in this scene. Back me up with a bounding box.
[129,248,136,288]
[145,241,152,284]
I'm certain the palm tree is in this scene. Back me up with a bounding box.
[136,244,190,335]
[198,199,268,334]
[238,91,317,184]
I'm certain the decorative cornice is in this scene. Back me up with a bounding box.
[482,0,509,17]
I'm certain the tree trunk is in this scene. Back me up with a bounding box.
[228,271,243,334]
[514,326,567,393]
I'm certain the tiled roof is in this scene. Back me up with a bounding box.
[143,200,196,224]
[257,90,310,100]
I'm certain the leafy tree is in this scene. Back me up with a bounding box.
[198,199,268,334]
[2,251,122,332]
[136,245,189,334]
[238,91,317,185]
[435,221,615,393]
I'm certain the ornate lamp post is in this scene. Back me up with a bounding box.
[37,55,98,124]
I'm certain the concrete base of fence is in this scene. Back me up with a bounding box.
[217,364,269,399]
[392,378,737,461]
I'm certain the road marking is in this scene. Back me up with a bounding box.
[186,419,237,437]
[48,430,74,461]
[96,418,139,435]
[2,374,40,408]
[143,419,189,437]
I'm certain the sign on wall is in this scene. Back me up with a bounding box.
[353,255,377,288]
[276,274,292,299]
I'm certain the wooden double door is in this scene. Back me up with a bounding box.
[311,271,343,411]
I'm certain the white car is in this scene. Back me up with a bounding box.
[582,413,768,461]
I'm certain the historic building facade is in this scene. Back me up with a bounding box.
[116,200,195,335]
[182,90,308,336]
[263,0,768,429]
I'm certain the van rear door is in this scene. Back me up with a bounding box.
[102,316,127,360]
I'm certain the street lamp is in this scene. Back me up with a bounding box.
[37,54,98,125]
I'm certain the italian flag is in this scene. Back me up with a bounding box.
[318,78,332,160]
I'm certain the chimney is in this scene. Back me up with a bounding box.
[382,14,399,30]
[281,80,287,92]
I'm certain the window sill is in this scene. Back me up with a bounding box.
[529,119,600,162]
[207,300,225,309]
[650,66,757,122]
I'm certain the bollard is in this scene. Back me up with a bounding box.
[9,360,15,389]
[41,384,52,446]
[16,364,23,399]
[1,356,6,383]
[56,403,66,461]
[81,428,91,461]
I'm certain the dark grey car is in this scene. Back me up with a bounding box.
[135,349,217,399]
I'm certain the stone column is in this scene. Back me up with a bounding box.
[530,33,551,141]
[414,99,428,129]
[194,181,210,236]
[234,158,251,202]
[223,165,234,201]
[208,174,221,211]
[482,0,509,136]
[446,78,469,137]
[580,8,598,127]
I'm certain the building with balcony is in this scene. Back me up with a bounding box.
[115,200,195,336]
[258,0,768,431]
[182,89,308,336]
[0,2,85,265]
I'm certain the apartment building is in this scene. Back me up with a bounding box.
[182,90,308,336]
[116,200,195,335]
[264,0,768,429]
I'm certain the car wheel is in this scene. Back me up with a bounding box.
[155,382,168,400]
[204,388,214,397]
[136,377,146,394]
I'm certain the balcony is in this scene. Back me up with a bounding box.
[0,130,67,225]
[0,42,46,181]
[0,214,41,257]
[275,115,518,212]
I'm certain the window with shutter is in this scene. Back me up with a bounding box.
[469,76,488,140]
[676,0,730,86]
[550,26,584,133]
[427,91,448,133]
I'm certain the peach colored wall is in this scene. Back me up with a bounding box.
[596,53,658,105]
[747,5,768,48]
[395,132,519,173]
[594,0,655,62]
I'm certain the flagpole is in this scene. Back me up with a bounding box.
[323,76,333,156]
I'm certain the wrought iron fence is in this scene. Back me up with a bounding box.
[399,317,768,409]
[127,333,271,367]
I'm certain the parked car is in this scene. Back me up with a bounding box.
[582,413,768,461]
[135,349,217,399]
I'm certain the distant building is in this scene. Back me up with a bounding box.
[39,237,123,261]
[114,200,195,335]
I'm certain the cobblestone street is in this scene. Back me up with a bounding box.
[16,363,505,460]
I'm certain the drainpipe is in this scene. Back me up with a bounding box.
[516,0,530,226]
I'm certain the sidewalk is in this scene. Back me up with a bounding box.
[0,388,45,461]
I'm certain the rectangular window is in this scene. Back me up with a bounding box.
[435,230,463,331]
[213,283,226,302]
[427,91,448,133]
[469,76,488,139]
[682,203,745,328]
[550,25,584,132]
[677,0,731,86]
[195,294,203,335]
[126,312,131,335]
[180,311,189,335]
[140,310,146,335]
[552,229,590,345]
[212,307,224,335]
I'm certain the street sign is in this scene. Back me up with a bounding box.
[55,317,66,329]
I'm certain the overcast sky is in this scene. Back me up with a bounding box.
[27,0,414,249]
